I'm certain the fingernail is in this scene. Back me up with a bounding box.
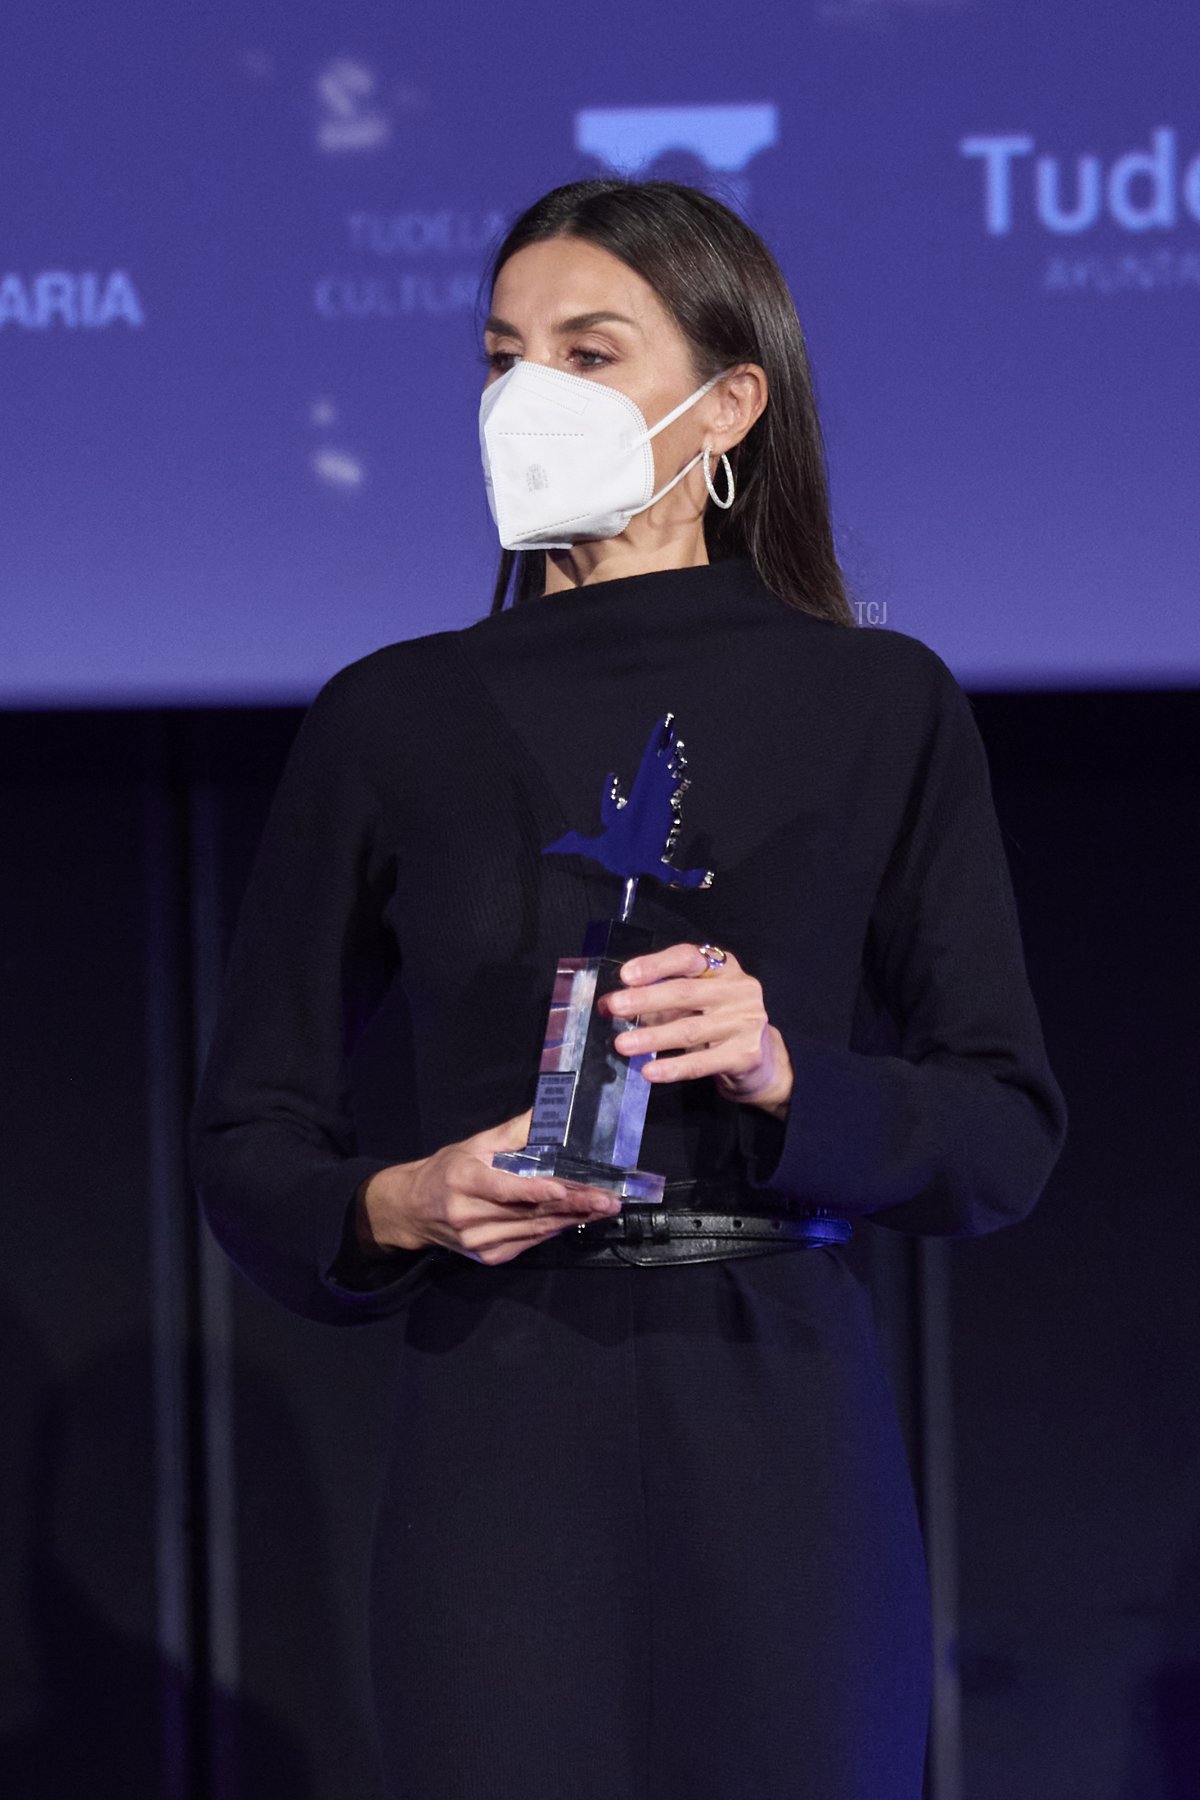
[621,961,640,982]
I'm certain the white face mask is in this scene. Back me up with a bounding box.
[478,358,729,551]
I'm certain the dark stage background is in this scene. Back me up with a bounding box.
[2,691,1198,1799]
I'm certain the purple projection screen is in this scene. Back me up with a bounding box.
[2,0,1197,705]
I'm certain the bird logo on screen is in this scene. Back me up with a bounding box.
[574,104,778,216]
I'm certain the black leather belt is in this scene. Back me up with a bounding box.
[517,1177,852,1268]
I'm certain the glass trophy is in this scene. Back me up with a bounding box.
[490,712,714,1202]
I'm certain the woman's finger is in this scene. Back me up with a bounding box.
[612,1007,737,1055]
[455,1203,622,1265]
[466,1157,615,1215]
[616,942,740,987]
[464,1107,535,1155]
[605,974,735,1020]
[639,1046,743,1084]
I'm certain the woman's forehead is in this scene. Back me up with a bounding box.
[490,238,671,337]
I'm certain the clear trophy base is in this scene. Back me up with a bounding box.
[491,915,666,1204]
[491,1145,666,1203]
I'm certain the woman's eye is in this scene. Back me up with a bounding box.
[481,345,611,373]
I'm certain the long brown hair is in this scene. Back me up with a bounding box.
[480,178,855,627]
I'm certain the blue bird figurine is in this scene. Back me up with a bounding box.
[542,712,715,917]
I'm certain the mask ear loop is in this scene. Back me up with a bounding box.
[635,447,705,511]
[641,368,728,445]
[634,369,733,513]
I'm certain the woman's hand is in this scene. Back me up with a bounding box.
[598,942,794,1118]
[354,1108,621,1267]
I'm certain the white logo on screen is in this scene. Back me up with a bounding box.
[0,271,144,329]
[575,104,778,210]
[316,57,391,153]
[961,129,1200,234]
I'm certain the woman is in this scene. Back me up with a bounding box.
[189,179,1068,1799]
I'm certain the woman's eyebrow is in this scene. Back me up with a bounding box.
[483,310,640,337]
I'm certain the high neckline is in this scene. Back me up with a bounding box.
[490,555,790,624]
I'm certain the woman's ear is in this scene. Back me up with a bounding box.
[711,363,769,451]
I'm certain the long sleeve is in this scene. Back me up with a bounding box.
[187,661,437,1324]
[737,654,1068,1236]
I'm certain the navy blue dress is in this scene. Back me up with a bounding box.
[189,558,1067,1798]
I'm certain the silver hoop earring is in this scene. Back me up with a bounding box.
[703,446,735,510]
